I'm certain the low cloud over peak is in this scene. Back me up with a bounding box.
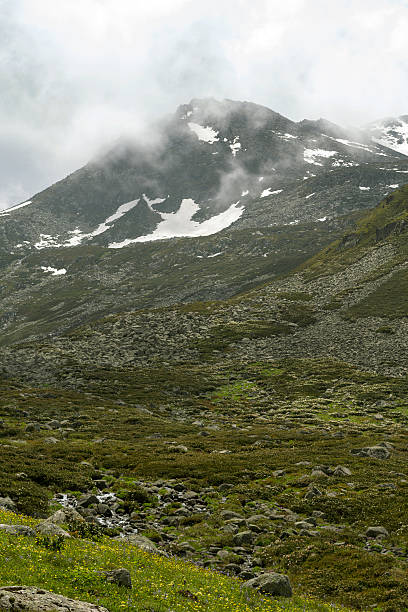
[1,0,407,207]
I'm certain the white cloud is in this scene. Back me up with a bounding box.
[0,0,407,207]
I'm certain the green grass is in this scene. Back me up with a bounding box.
[0,509,347,612]
[346,268,408,319]
[1,358,408,610]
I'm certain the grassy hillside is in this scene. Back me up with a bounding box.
[0,510,342,612]
[1,185,408,610]
[302,183,408,280]
[0,357,408,610]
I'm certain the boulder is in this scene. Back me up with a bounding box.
[243,572,292,597]
[333,466,352,477]
[104,568,132,588]
[305,486,323,500]
[121,534,159,554]
[78,494,99,508]
[351,446,390,459]
[232,531,253,546]
[25,422,41,432]
[44,507,85,525]
[0,496,17,512]
[46,420,62,429]
[93,480,108,490]
[367,446,391,460]
[0,586,109,611]
[295,521,315,530]
[220,510,243,520]
[365,526,389,538]
[35,522,71,538]
[0,524,35,537]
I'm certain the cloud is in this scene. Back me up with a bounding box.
[0,0,407,207]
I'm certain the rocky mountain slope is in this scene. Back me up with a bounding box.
[2,107,408,611]
[366,114,408,156]
[1,98,407,256]
[2,183,408,384]
[1,186,408,610]
[1,99,408,347]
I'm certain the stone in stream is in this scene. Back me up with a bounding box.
[0,585,109,611]
[77,494,99,508]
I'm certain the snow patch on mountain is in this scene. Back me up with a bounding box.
[0,200,32,215]
[41,266,66,276]
[304,149,338,165]
[369,118,408,156]
[188,122,219,144]
[108,199,244,248]
[261,188,283,198]
[35,234,62,249]
[272,131,298,141]
[143,194,167,208]
[229,137,241,156]
[35,199,140,249]
[90,199,140,237]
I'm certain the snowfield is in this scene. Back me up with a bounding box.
[109,199,244,248]
[188,122,219,143]
[304,149,338,165]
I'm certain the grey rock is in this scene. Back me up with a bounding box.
[121,534,159,554]
[233,531,253,546]
[239,570,255,580]
[0,524,35,537]
[47,420,61,429]
[97,503,112,517]
[94,480,108,490]
[25,422,41,432]
[367,446,391,460]
[295,520,315,530]
[35,522,71,538]
[366,525,389,538]
[311,469,329,478]
[333,465,352,476]
[45,507,85,525]
[104,568,132,588]
[0,496,16,512]
[78,494,99,508]
[305,486,323,500]
[0,585,109,611]
[243,572,292,597]
[224,563,241,574]
[351,446,390,459]
[220,510,243,520]
[217,549,230,560]
[247,514,268,523]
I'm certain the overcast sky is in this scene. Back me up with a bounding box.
[1,0,408,208]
